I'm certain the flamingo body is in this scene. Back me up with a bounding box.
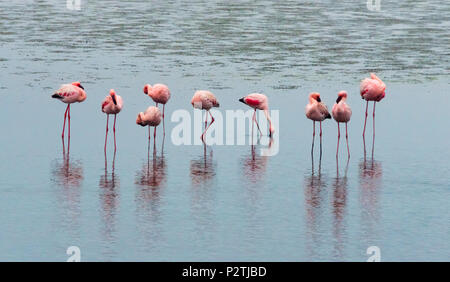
[136,106,161,127]
[102,89,123,115]
[239,93,274,136]
[360,73,386,102]
[191,90,220,110]
[332,91,352,123]
[305,92,331,121]
[52,82,86,104]
[144,83,170,105]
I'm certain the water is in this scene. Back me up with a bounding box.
[0,0,449,261]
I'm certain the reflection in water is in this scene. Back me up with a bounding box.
[50,148,84,236]
[303,160,327,260]
[99,152,120,258]
[190,144,216,186]
[242,144,268,185]
[359,158,383,245]
[331,159,349,260]
[134,139,167,249]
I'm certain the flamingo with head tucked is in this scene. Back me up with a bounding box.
[360,73,386,139]
[239,93,275,138]
[136,106,161,142]
[143,83,170,135]
[332,91,352,159]
[306,92,331,157]
[101,89,123,152]
[52,81,87,141]
[191,90,220,142]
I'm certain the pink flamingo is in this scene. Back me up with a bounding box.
[143,84,170,135]
[101,89,123,152]
[332,91,352,159]
[360,73,386,139]
[305,92,331,157]
[239,93,275,138]
[136,106,161,142]
[191,90,220,141]
[52,81,87,140]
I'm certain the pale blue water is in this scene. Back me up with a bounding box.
[0,1,449,261]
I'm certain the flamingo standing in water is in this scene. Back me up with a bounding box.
[101,89,123,152]
[239,93,275,138]
[136,106,161,142]
[143,84,170,135]
[52,81,87,140]
[360,73,386,139]
[305,92,331,157]
[191,90,220,141]
[332,91,352,159]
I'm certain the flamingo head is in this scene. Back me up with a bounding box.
[72,81,84,90]
[336,91,347,103]
[143,84,152,95]
[136,113,146,126]
[110,89,117,105]
[309,92,321,103]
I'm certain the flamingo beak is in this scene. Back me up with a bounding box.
[336,96,342,103]
[112,95,117,105]
[239,98,245,104]
[78,84,84,90]
[316,97,321,102]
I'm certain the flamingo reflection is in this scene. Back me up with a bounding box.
[99,152,120,243]
[359,157,383,245]
[190,143,216,186]
[303,158,327,260]
[331,159,349,260]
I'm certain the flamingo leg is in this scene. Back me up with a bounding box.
[104,114,109,152]
[346,122,350,159]
[201,110,215,141]
[62,104,69,139]
[148,126,151,141]
[253,109,263,136]
[311,121,315,158]
[163,104,165,136]
[372,102,376,158]
[337,122,340,159]
[205,111,208,130]
[319,121,323,159]
[362,100,369,137]
[154,125,157,139]
[68,105,71,140]
[113,114,117,153]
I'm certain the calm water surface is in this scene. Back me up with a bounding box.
[0,1,449,261]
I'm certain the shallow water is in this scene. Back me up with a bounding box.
[0,1,449,261]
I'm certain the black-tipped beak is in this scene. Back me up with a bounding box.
[78,85,84,90]
[112,95,117,105]
[316,97,321,102]
[336,96,342,104]
[239,98,245,104]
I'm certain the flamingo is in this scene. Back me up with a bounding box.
[143,83,170,135]
[191,90,220,141]
[136,106,161,142]
[305,92,331,157]
[332,91,352,159]
[52,81,87,141]
[101,89,123,152]
[360,73,386,140]
[239,93,275,138]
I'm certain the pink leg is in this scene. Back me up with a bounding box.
[362,100,369,137]
[372,102,376,139]
[113,114,117,152]
[201,110,215,141]
[148,126,151,140]
[319,121,323,158]
[346,122,350,159]
[62,104,69,139]
[336,122,340,159]
[253,109,263,136]
[205,112,208,130]
[163,104,165,136]
[154,126,156,139]
[104,114,109,152]
[68,105,71,140]
[311,121,315,157]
